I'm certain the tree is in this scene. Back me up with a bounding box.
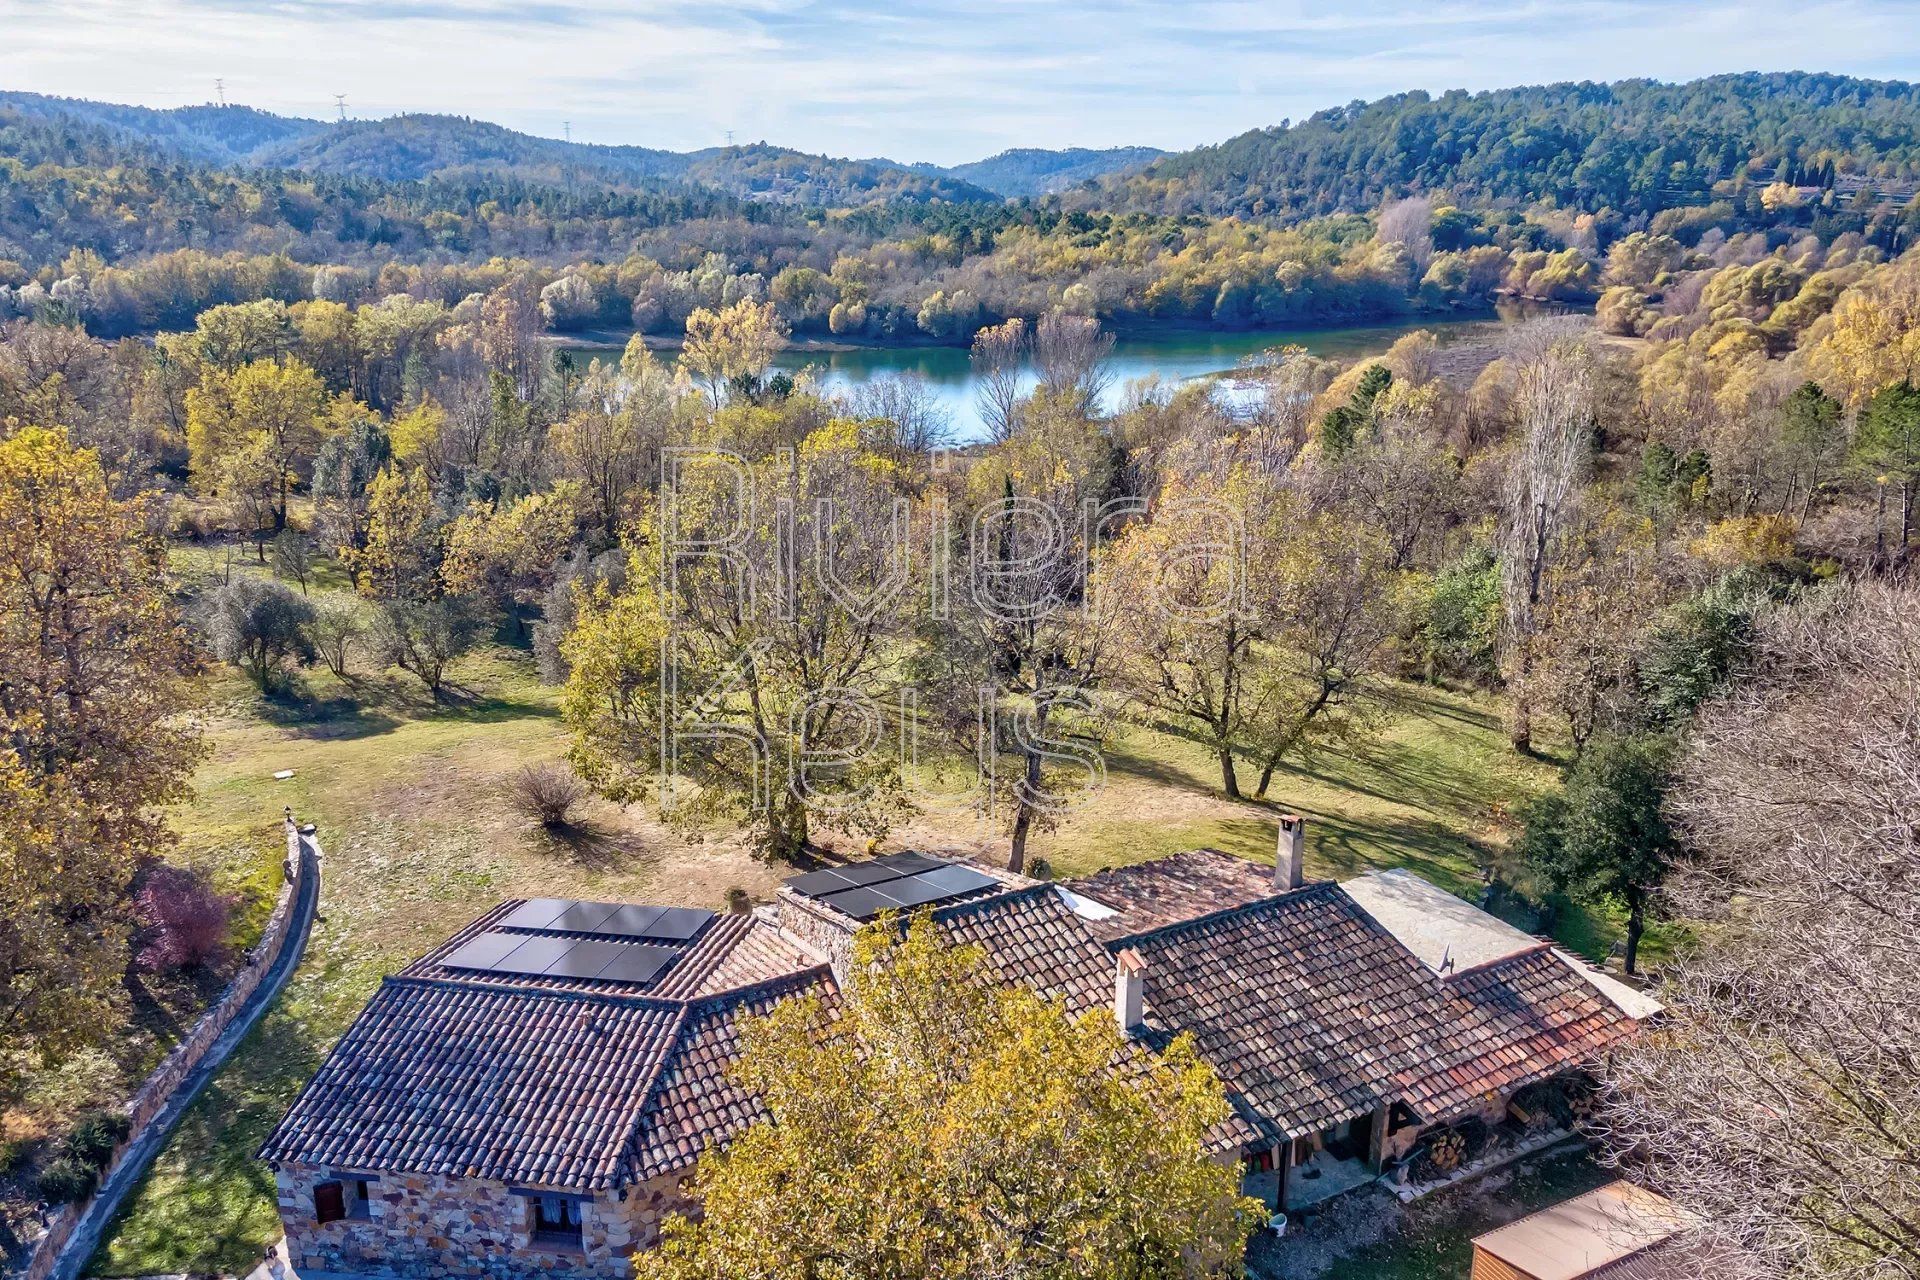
[1779,380,1844,518]
[923,397,1117,872]
[642,916,1263,1280]
[351,465,440,600]
[1854,379,1920,555]
[681,299,788,407]
[308,598,366,679]
[1318,363,1392,457]
[1032,311,1115,411]
[564,424,914,862]
[204,574,318,692]
[1517,732,1675,974]
[440,484,579,630]
[372,597,482,696]
[970,317,1029,442]
[185,357,328,531]
[1097,468,1258,796]
[1245,503,1407,798]
[0,428,198,1105]
[550,354,672,540]
[272,527,314,594]
[1601,584,1920,1279]
[1498,320,1596,752]
[311,412,391,556]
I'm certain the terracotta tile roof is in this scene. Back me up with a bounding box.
[930,884,1119,1016]
[1063,849,1278,944]
[1444,948,1640,1101]
[652,914,824,1000]
[624,971,837,1181]
[1121,884,1640,1143]
[257,978,684,1190]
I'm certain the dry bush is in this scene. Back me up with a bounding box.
[513,763,586,829]
[1599,582,1920,1280]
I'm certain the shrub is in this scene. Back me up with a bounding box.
[36,1156,97,1204]
[65,1109,131,1167]
[513,763,586,828]
[135,864,234,972]
[725,887,752,915]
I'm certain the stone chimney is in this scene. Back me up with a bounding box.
[1276,814,1306,891]
[1114,949,1146,1036]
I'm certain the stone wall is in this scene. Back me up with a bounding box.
[275,1165,696,1279]
[770,892,856,979]
[18,823,315,1280]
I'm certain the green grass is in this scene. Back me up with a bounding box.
[1308,1147,1613,1280]
[94,554,1631,1275]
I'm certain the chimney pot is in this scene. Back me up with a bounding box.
[1276,815,1306,891]
[1114,948,1146,1035]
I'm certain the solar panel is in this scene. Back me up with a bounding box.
[547,901,619,934]
[499,898,576,931]
[541,938,630,979]
[911,864,1001,897]
[595,945,677,986]
[869,851,946,875]
[442,931,527,972]
[815,885,898,921]
[645,908,716,941]
[487,935,575,977]
[872,876,957,909]
[594,904,668,939]
[784,867,862,896]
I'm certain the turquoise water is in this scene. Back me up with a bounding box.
[563,308,1537,442]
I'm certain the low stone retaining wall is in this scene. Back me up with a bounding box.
[13,820,317,1280]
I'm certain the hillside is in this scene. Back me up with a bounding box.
[0,93,999,207]
[939,145,1166,197]
[1105,71,1920,219]
[0,91,324,164]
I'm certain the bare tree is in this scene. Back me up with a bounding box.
[1498,318,1596,752]
[1032,312,1115,411]
[970,319,1028,443]
[1601,583,1920,1280]
[850,372,954,459]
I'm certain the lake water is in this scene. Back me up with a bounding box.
[562,306,1541,442]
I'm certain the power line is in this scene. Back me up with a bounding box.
[334,94,347,123]
[563,120,571,144]
[215,78,226,107]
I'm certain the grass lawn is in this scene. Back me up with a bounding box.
[1253,1145,1615,1280]
[92,550,1645,1275]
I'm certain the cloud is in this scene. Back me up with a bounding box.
[1,0,1915,163]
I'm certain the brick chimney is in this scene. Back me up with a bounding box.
[1114,949,1146,1036]
[1276,815,1306,891]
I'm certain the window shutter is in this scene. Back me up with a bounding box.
[315,1181,346,1224]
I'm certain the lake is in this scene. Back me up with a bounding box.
[561,305,1546,442]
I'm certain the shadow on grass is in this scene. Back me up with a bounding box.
[90,993,331,1278]
[539,820,651,871]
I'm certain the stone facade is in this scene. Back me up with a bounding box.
[770,894,858,979]
[275,1165,695,1280]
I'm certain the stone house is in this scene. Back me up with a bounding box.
[261,821,1655,1277]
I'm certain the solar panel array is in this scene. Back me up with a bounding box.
[785,852,1002,921]
[442,898,716,989]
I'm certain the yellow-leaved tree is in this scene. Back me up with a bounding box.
[0,428,199,1105]
[640,916,1263,1280]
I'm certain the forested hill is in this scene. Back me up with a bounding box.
[0,92,325,164]
[935,146,1167,197]
[0,93,1000,206]
[1104,72,1920,219]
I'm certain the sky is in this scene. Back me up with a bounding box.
[5,0,1920,165]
